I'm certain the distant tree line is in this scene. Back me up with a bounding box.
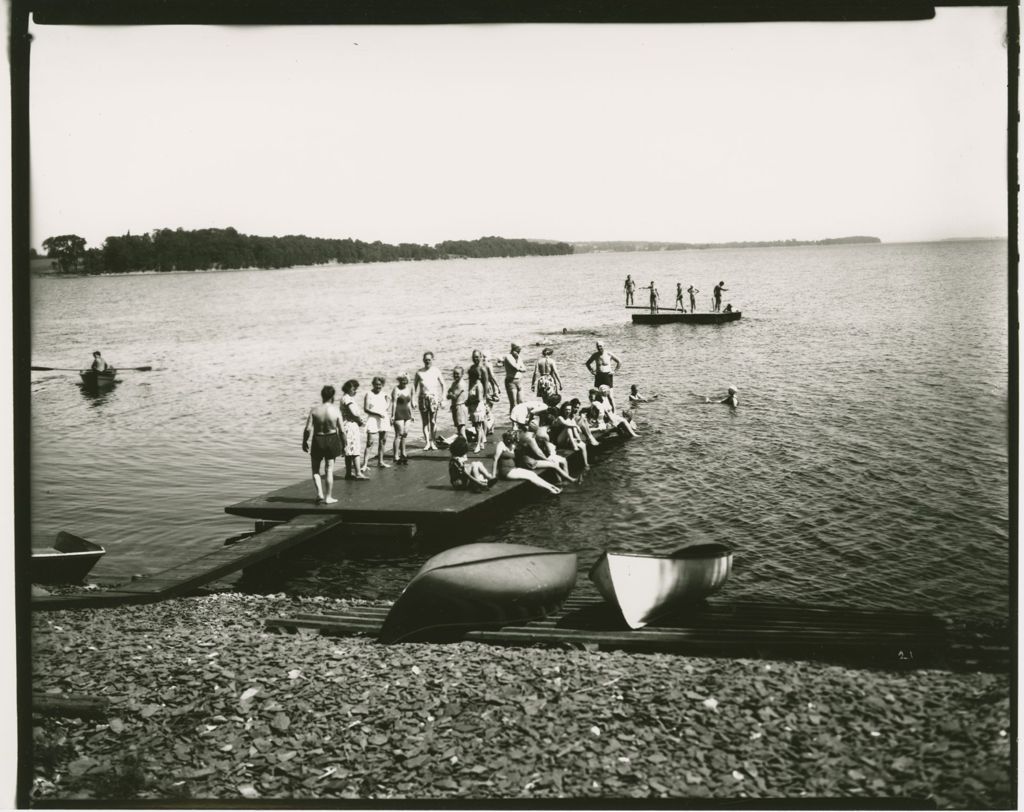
[573,236,882,253]
[37,228,574,274]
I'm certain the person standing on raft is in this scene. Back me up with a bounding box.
[302,384,344,504]
[502,343,526,416]
[640,280,660,313]
[713,281,728,312]
[674,283,686,312]
[687,284,699,313]
[624,274,636,306]
[413,351,445,451]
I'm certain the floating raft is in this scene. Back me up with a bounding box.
[266,596,959,668]
[225,426,630,526]
[627,308,741,324]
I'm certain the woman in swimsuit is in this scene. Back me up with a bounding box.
[531,347,562,401]
[339,379,369,480]
[466,365,488,453]
[447,366,469,441]
[515,422,577,484]
[491,431,562,494]
[390,374,413,465]
[362,376,391,472]
[552,400,590,469]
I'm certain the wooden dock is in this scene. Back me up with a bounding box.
[224,426,631,527]
[627,307,742,325]
[32,514,348,611]
[265,595,972,669]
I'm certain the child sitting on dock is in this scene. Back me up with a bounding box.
[448,436,494,493]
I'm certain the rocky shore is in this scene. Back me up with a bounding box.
[29,593,1012,807]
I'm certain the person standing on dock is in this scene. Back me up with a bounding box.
[340,380,369,480]
[640,280,659,313]
[713,281,728,312]
[471,349,500,440]
[674,283,685,312]
[502,343,526,416]
[389,374,413,465]
[302,384,343,504]
[624,274,636,306]
[361,376,391,472]
[413,351,445,451]
[532,347,562,401]
[687,284,699,312]
[585,340,621,390]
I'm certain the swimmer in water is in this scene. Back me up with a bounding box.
[628,384,658,403]
[705,385,738,407]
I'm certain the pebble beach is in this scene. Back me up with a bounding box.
[29,592,1012,807]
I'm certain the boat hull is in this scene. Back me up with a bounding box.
[379,542,578,643]
[630,311,741,324]
[79,369,118,387]
[31,531,105,584]
[589,543,733,629]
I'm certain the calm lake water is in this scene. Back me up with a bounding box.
[28,240,1010,621]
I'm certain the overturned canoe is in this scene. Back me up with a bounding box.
[32,531,105,585]
[379,542,578,643]
[589,543,733,629]
[629,310,741,324]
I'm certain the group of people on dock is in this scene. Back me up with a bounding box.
[623,274,731,313]
[301,341,642,504]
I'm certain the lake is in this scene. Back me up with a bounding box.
[27,239,1010,622]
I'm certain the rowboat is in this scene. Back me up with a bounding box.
[379,542,578,643]
[629,309,741,324]
[31,531,106,584]
[589,543,733,629]
[79,368,118,387]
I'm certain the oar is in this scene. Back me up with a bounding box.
[32,365,152,372]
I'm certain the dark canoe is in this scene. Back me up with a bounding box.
[32,531,106,584]
[629,310,741,324]
[379,542,578,643]
[589,543,734,629]
[79,368,118,387]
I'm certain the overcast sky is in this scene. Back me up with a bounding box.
[28,9,1009,249]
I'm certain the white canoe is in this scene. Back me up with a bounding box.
[589,543,733,629]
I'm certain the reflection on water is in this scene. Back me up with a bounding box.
[28,240,1009,621]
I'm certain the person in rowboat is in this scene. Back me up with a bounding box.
[90,351,110,372]
[413,351,445,450]
[585,340,621,391]
[302,384,343,504]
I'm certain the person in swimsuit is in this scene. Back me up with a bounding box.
[585,341,621,390]
[624,274,636,306]
[413,351,445,450]
[640,281,659,313]
[532,347,562,401]
[588,387,639,437]
[628,384,652,404]
[466,365,489,453]
[361,376,391,471]
[551,400,590,469]
[674,283,685,312]
[339,379,369,480]
[302,384,344,504]
[515,421,578,484]
[707,385,739,408]
[713,281,728,312]
[687,285,699,313]
[90,351,110,372]
[491,431,562,494]
[475,349,502,438]
[502,343,526,416]
[447,366,469,440]
[448,436,494,492]
[389,374,413,465]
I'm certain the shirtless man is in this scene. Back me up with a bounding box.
[91,351,109,372]
[413,351,445,450]
[687,285,699,313]
[641,281,660,313]
[585,340,621,390]
[502,343,526,416]
[674,283,685,312]
[302,384,343,504]
[623,274,636,306]
[713,281,728,312]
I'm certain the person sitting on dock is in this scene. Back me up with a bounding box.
[502,343,526,416]
[340,379,369,480]
[413,351,445,451]
[674,283,685,312]
[516,421,579,485]
[585,341,621,390]
[624,274,636,306]
[389,374,413,466]
[551,400,591,469]
[510,399,547,430]
[491,431,562,495]
[588,387,639,438]
[302,384,343,504]
[687,284,699,312]
[362,376,391,472]
[91,350,109,372]
[723,303,734,313]
[713,281,728,312]
[448,436,494,493]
